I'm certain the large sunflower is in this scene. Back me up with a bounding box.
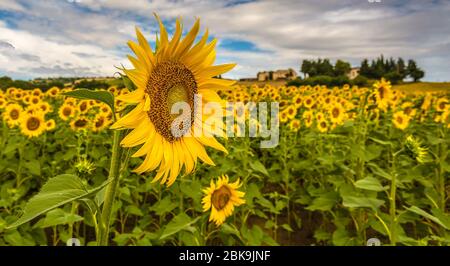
[92,113,111,132]
[45,119,56,131]
[392,111,410,130]
[70,116,90,131]
[58,104,76,121]
[373,78,392,111]
[20,111,46,138]
[3,103,23,127]
[111,14,235,186]
[202,175,245,226]
[328,102,345,125]
[317,118,329,133]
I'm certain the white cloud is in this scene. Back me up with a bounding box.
[0,0,25,12]
[0,24,129,77]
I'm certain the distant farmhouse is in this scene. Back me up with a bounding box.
[257,68,298,81]
[239,67,359,82]
[347,67,360,80]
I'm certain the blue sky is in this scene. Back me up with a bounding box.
[0,0,449,81]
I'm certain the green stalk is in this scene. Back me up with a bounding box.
[389,149,402,246]
[389,171,397,245]
[68,202,77,239]
[438,129,447,212]
[98,130,122,246]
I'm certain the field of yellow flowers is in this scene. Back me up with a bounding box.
[0,78,449,246]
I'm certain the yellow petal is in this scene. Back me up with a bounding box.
[116,89,145,104]
[174,18,200,59]
[197,63,236,80]
[168,18,182,56]
[120,120,150,147]
[123,68,147,90]
[127,41,152,72]
[110,102,145,129]
[196,135,228,154]
[181,28,209,60]
[183,39,217,69]
[135,26,155,66]
[154,13,169,48]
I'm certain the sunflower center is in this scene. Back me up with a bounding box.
[27,117,40,131]
[10,109,19,120]
[147,61,197,142]
[378,87,386,99]
[75,119,87,128]
[80,102,87,111]
[211,186,231,211]
[332,107,340,118]
[63,107,72,116]
[404,107,412,115]
[95,117,105,128]
[396,116,403,124]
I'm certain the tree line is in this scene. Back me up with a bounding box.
[294,55,425,87]
[360,56,424,82]
[0,76,126,91]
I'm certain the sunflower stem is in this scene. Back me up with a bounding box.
[99,129,122,246]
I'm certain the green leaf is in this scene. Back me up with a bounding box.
[256,197,278,214]
[159,213,200,240]
[121,75,136,91]
[63,89,115,113]
[342,195,384,210]
[406,206,449,230]
[281,224,293,232]
[149,196,178,216]
[314,229,331,242]
[179,180,202,202]
[369,137,393,147]
[365,144,383,162]
[6,174,110,229]
[4,231,34,246]
[431,208,450,229]
[354,176,386,191]
[125,205,144,217]
[368,163,393,180]
[332,228,352,246]
[306,192,339,211]
[249,160,269,176]
[220,224,241,238]
[23,159,41,176]
[34,208,83,228]
[4,139,21,154]
[241,225,264,245]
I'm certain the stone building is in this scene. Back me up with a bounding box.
[257,68,298,81]
[347,67,360,80]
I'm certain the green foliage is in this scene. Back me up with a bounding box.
[287,75,350,87]
[359,56,425,83]
[0,76,66,91]
[6,174,110,229]
[63,89,115,113]
[74,80,109,90]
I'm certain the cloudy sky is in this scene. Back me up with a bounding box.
[0,0,449,81]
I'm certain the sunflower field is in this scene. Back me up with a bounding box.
[0,16,449,246]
